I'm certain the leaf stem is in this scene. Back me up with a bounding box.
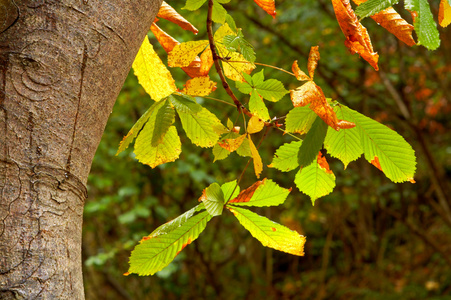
[202,96,236,107]
[254,62,296,77]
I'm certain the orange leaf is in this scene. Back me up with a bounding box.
[439,0,451,28]
[317,152,333,175]
[352,0,415,46]
[181,76,217,96]
[218,134,246,152]
[370,156,383,171]
[157,1,198,34]
[307,46,320,79]
[228,179,265,203]
[337,119,356,129]
[290,81,322,107]
[292,60,310,81]
[331,0,379,70]
[151,23,213,78]
[253,0,276,18]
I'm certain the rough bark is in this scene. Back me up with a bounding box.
[0,0,162,298]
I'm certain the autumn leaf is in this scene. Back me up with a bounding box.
[331,0,379,70]
[218,134,246,152]
[133,36,176,101]
[228,180,265,204]
[228,179,291,207]
[439,0,451,27]
[181,76,217,96]
[253,0,276,18]
[248,134,263,178]
[353,0,415,46]
[157,1,199,34]
[199,183,225,216]
[292,60,310,81]
[168,40,210,68]
[307,46,320,79]
[317,152,333,174]
[247,116,264,134]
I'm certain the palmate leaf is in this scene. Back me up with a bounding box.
[268,141,302,172]
[199,183,225,216]
[228,179,291,207]
[298,117,328,168]
[295,154,336,204]
[227,206,305,256]
[236,70,288,102]
[128,210,212,276]
[324,105,363,168]
[355,0,399,19]
[285,106,317,134]
[133,36,176,101]
[343,105,416,182]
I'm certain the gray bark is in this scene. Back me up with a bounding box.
[0,0,162,298]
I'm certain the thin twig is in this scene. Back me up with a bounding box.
[202,96,236,107]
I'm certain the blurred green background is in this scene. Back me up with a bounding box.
[82,0,451,299]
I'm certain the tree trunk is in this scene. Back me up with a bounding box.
[0,0,162,298]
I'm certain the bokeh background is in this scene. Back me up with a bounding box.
[82,0,451,299]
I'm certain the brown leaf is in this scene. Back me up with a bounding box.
[228,179,266,203]
[317,152,333,174]
[292,60,310,81]
[253,0,276,18]
[157,1,198,34]
[370,156,383,171]
[331,0,379,70]
[352,0,415,46]
[307,46,320,79]
[337,119,356,129]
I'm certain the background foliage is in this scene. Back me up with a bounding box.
[82,0,451,299]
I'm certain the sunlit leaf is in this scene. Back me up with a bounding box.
[307,46,320,79]
[218,134,246,152]
[290,81,323,107]
[249,92,270,121]
[268,141,302,172]
[324,105,363,168]
[151,23,179,53]
[135,126,181,168]
[406,0,440,50]
[331,0,379,70]
[285,106,318,134]
[295,153,336,204]
[158,1,199,34]
[181,76,217,96]
[353,0,415,46]
[168,40,210,68]
[151,99,175,147]
[128,210,211,275]
[344,105,416,182]
[292,60,310,81]
[253,0,276,18]
[248,134,263,178]
[212,0,227,23]
[199,183,225,216]
[247,116,264,134]
[221,180,240,202]
[169,94,202,114]
[236,137,252,157]
[355,0,399,19]
[217,46,255,81]
[228,207,305,255]
[183,0,208,11]
[228,179,291,207]
[298,117,328,168]
[177,107,225,148]
[439,0,451,27]
[133,36,176,101]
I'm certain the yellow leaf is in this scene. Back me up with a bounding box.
[292,60,310,81]
[133,37,176,101]
[168,40,209,68]
[217,46,255,81]
[181,76,217,96]
[247,116,264,134]
[218,134,246,152]
[214,23,235,41]
[248,134,263,178]
[439,0,451,27]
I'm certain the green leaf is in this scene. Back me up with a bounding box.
[269,141,302,172]
[344,106,416,183]
[249,92,270,121]
[223,31,256,63]
[285,106,318,134]
[212,0,227,24]
[228,206,305,256]
[228,179,291,207]
[221,180,240,202]
[298,117,328,168]
[294,159,336,204]
[235,80,253,95]
[169,94,202,114]
[128,210,211,275]
[324,105,363,168]
[225,14,237,32]
[151,100,175,146]
[255,79,288,102]
[355,0,399,19]
[200,183,225,216]
[183,0,208,11]
[176,107,225,148]
[135,126,182,168]
[415,0,440,50]
[117,101,160,155]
